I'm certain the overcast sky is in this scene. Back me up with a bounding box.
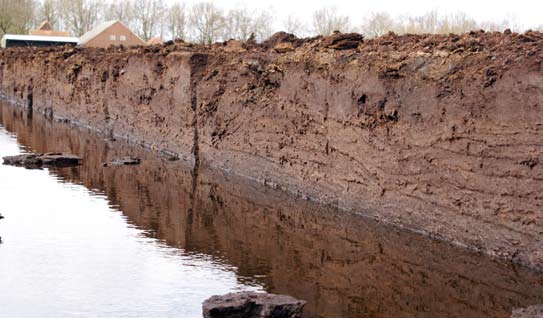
[178,0,542,31]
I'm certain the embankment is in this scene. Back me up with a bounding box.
[0,31,542,269]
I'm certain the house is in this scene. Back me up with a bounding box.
[1,20,77,48]
[29,20,70,37]
[79,21,145,48]
[1,34,78,48]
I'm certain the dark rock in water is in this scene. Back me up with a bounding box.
[511,305,543,318]
[102,156,141,167]
[203,292,306,318]
[2,153,81,168]
[0,213,4,220]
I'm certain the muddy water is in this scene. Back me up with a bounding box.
[0,102,543,318]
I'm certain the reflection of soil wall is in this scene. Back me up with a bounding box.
[2,103,543,318]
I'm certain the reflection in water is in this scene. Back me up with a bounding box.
[0,105,262,318]
[1,102,543,318]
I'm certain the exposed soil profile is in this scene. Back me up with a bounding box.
[0,30,542,270]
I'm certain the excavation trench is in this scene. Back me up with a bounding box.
[0,32,543,268]
[1,100,543,317]
[0,31,542,279]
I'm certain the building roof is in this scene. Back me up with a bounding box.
[30,20,70,37]
[1,34,79,48]
[30,30,71,37]
[2,34,79,43]
[79,20,143,46]
[37,20,53,31]
[79,20,117,45]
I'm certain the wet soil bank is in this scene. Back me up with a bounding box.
[2,101,543,318]
[0,31,542,269]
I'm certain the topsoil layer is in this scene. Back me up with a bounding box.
[0,30,542,269]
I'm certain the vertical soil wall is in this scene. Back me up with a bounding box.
[1,31,542,269]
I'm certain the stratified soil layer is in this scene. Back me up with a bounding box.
[0,30,542,269]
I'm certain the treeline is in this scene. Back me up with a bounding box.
[0,0,540,43]
[359,11,527,38]
[0,0,276,42]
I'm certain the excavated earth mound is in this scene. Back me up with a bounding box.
[0,31,542,269]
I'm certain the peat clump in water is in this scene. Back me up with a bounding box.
[102,156,141,167]
[203,292,306,318]
[2,153,81,169]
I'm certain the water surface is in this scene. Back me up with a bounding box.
[1,102,543,318]
[0,105,262,317]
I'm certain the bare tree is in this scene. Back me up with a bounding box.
[20,0,37,32]
[37,0,60,28]
[390,10,521,35]
[58,0,102,36]
[283,14,306,36]
[190,2,224,44]
[479,15,521,32]
[167,2,186,40]
[361,12,396,38]
[252,9,274,41]
[419,10,439,33]
[0,0,38,37]
[312,6,350,35]
[222,7,273,41]
[437,12,478,34]
[222,7,252,40]
[133,0,165,40]
[103,0,134,27]
[360,10,511,37]
[396,11,434,34]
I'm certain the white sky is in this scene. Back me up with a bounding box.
[179,0,543,31]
